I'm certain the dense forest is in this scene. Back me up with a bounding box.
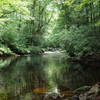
[0,0,100,57]
[45,0,100,57]
[0,0,100,100]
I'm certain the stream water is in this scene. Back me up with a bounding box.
[0,52,100,100]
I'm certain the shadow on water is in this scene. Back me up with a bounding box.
[0,52,100,100]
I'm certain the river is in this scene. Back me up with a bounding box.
[0,52,100,100]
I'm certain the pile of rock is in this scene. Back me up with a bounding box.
[72,84,100,100]
[43,84,100,100]
[44,91,69,100]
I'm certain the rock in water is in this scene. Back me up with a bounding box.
[73,86,91,94]
[88,84,100,96]
[73,84,100,100]
[71,95,79,100]
[44,92,68,100]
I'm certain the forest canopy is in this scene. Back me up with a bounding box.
[0,0,53,55]
[45,0,100,57]
[0,0,100,56]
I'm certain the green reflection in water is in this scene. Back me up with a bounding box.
[0,53,99,100]
[43,53,66,90]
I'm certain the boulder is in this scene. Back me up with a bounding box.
[73,84,100,100]
[73,86,91,94]
[44,92,68,100]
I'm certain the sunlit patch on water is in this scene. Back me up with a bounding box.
[33,88,48,93]
[32,87,58,93]
[32,87,74,97]
[60,90,74,96]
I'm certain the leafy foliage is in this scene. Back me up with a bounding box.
[45,0,100,56]
[0,0,100,56]
[0,0,52,55]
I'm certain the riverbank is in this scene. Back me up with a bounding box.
[1,46,100,65]
[44,83,100,100]
[0,46,16,57]
[0,46,43,57]
[72,83,100,100]
[0,46,65,57]
[1,46,100,67]
[67,52,100,65]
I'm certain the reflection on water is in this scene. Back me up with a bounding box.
[0,52,100,100]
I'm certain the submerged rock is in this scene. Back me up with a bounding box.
[67,57,80,62]
[44,92,68,100]
[71,95,79,100]
[73,86,91,94]
[44,92,59,100]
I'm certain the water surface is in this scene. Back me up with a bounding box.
[0,52,100,100]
